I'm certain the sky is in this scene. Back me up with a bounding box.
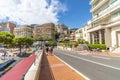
[0,0,92,28]
[59,0,92,28]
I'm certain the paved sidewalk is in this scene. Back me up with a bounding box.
[39,53,85,80]
[78,50,120,57]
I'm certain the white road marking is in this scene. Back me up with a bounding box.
[62,53,120,71]
[78,53,88,55]
[55,55,90,80]
[92,56,111,60]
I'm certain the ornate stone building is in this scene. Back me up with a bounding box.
[14,25,33,38]
[34,23,55,40]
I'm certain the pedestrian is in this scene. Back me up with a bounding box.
[49,46,53,55]
[46,46,49,55]
[3,49,7,60]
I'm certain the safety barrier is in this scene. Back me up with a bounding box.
[24,50,43,80]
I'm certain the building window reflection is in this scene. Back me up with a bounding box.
[94,31,99,44]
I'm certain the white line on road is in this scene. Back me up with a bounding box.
[92,56,111,60]
[62,53,120,71]
[78,53,88,55]
[55,55,90,80]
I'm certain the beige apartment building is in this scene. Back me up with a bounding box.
[75,25,88,41]
[88,0,120,52]
[14,25,33,38]
[0,22,16,34]
[34,23,55,40]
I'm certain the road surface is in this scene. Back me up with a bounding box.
[54,49,120,80]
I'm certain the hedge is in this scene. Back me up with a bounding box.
[87,44,106,50]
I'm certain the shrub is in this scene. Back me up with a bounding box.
[77,39,89,44]
[87,44,106,50]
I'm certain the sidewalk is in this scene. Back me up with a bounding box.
[39,53,85,80]
[78,50,120,57]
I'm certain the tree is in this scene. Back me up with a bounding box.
[54,30,60,41]
[45,39,57,46]
[0,32,14,47]
[13,37,34,55]
[77,39,89,44]
[37,35,52,41]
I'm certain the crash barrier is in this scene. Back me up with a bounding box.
[24,50,43,80]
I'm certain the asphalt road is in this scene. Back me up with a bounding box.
[54,49,120,80]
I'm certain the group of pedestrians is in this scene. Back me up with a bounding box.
[45,46,54,56]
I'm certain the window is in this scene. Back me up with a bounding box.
[94,31,99,44]
[101,29,105,44]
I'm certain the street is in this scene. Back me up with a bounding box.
[54,49,120,80]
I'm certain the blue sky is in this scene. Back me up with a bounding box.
[58,0,92,28]
[0,0,92,28]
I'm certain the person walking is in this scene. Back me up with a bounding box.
[3,49,7,60]
[49,46,53,55]
[45,46,49,55]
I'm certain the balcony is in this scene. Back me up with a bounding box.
[87,24,106,32]
[90,0,97,5]
[99,0,120,16]
[91,0,109,12]
[88,17,120,32]
[106,18,120,28]
[91,0,120,23]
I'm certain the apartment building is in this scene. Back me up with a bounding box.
[34,23,55,40]
[75,25,88,41]
[14,25,33,38]
[0,22,16,34]
[56,24,70,40]
[75,28,83,41]
[88,0,120,51]
[70,31,75,42]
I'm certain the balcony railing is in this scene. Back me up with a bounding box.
[87,24,107,30]
[91,0,108,12]
[105,17,120,27]
[88,17,120,31]
[99,0,120,16]
[90,0,98,5]
[91,0,120,22]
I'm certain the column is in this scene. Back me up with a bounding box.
[92,32,95,44]
[105,28,111,47]
[99,30,102,44]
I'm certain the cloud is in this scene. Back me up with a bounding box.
[0,0,67,25]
